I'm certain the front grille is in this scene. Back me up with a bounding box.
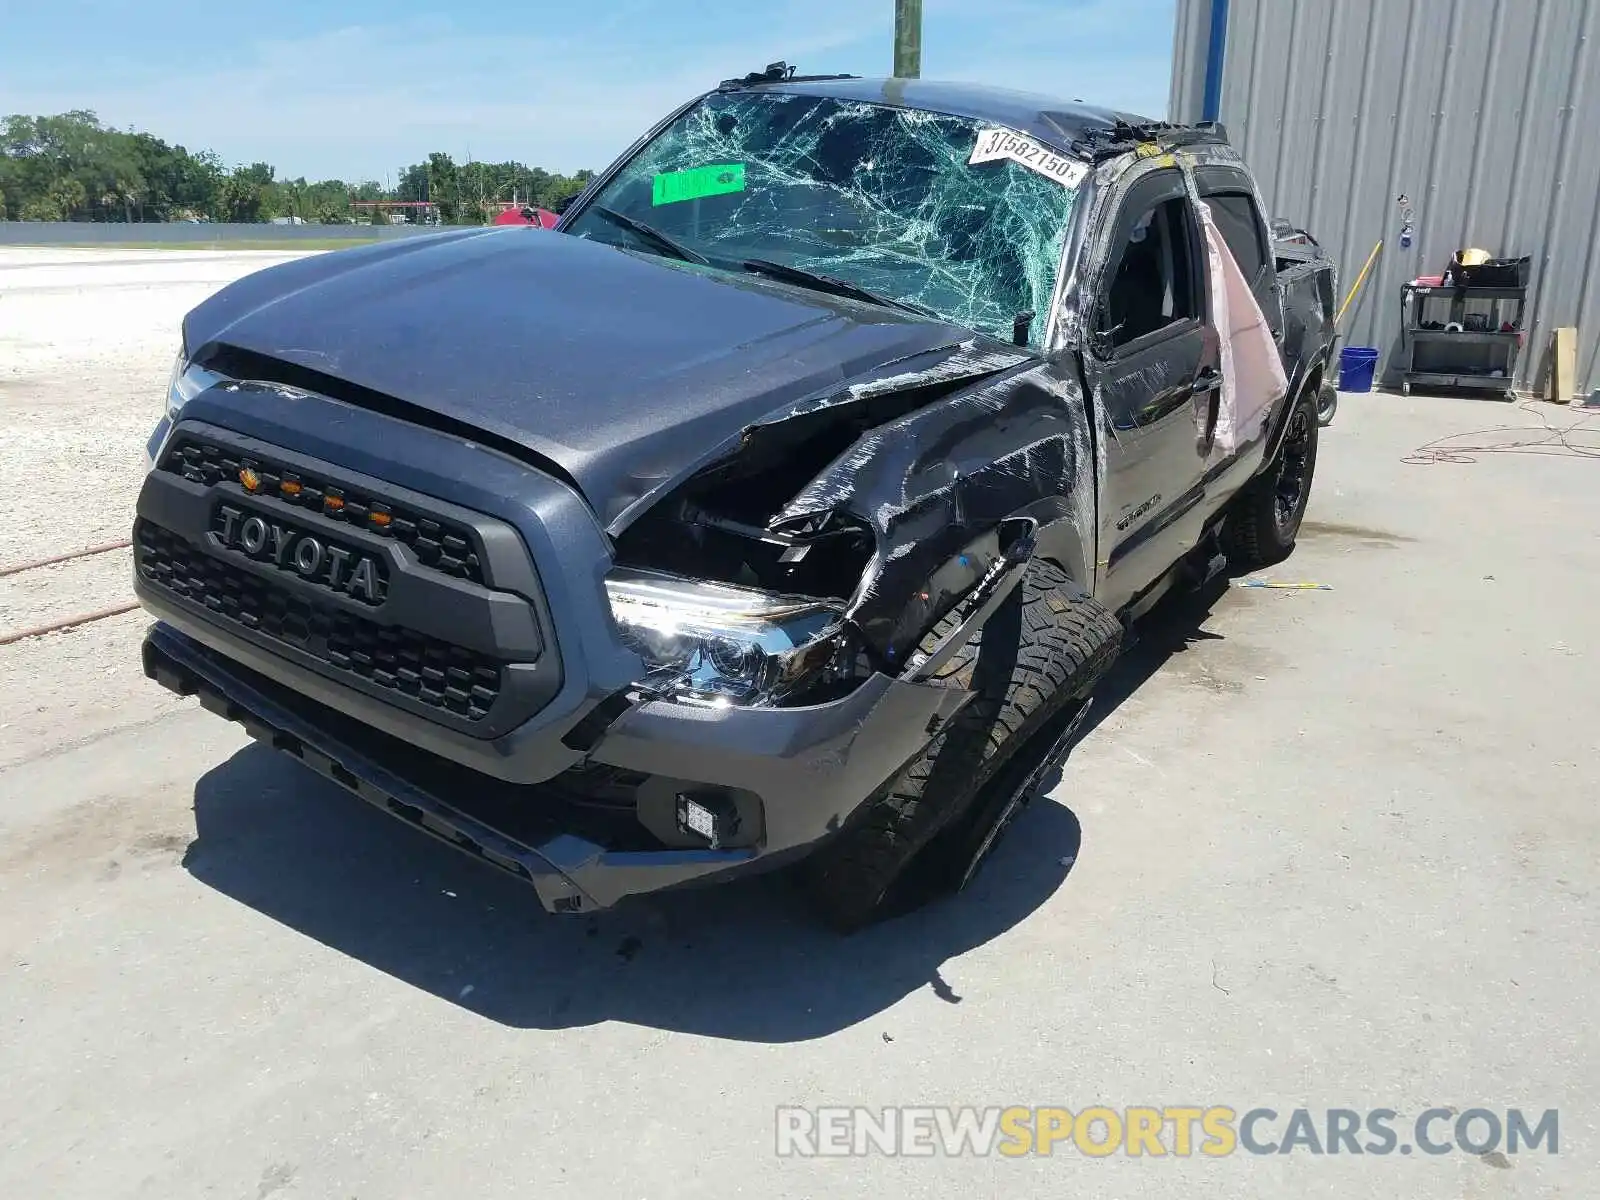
[161,437,485,585]
[136,520,503,721]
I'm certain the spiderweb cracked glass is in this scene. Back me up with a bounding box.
[569,92,1079,347]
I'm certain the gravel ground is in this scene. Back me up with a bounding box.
[0,249,309,767]
[1,248,1596,1198]
[0,248,307,564]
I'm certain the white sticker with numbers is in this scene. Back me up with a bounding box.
[968,128,1089,189]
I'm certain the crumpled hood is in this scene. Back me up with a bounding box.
[183,227,996,528]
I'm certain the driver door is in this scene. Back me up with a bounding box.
[1082,169,1219,611]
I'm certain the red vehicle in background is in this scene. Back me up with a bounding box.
[491,205,560,228]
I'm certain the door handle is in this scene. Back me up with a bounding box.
[1191,367,1221,394]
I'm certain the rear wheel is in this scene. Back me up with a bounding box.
[1316,380,1338,425]
[1225,382,1320,569]
[801,559,1121,932]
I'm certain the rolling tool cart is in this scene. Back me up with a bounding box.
[1397,255,1530,400]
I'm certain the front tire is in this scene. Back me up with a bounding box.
[801,559,1121,932]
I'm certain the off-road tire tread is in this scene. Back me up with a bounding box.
[803,559,1121,931]
[1225,382,1320,569]
[1226,482,1271,566]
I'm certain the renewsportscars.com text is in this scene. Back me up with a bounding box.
[775,1106,1559,1158]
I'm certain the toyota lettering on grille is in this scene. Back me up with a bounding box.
[211,504,387,604]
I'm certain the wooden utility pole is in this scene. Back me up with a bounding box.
[894,0,922,77]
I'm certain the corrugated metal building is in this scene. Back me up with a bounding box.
[1170,0,1600,398]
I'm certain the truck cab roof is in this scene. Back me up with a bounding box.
[728,74,1197,160]
[726,72,1235,167]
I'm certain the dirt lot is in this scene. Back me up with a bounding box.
[1,247,1596,1198]
[0,248,311,768]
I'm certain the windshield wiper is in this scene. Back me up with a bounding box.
[741,258,938,318]
[590,206,708,265]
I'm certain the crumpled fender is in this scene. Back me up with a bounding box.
[605,339,1030,537]
[768,362,1098,662]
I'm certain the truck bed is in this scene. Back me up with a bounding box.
[1275,241,1338,394]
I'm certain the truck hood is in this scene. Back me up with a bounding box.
[183,227,1001,529]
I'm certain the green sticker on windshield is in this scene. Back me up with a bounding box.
[652,163,746,206]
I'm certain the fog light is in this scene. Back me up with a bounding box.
[676,791,740,849]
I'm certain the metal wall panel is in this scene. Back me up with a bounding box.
[1168,0,1212,121]
[1172,0,1600,398]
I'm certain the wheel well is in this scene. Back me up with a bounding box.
[1259,362,1322,468]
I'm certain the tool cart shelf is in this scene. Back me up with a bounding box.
[1398,281,1527,400]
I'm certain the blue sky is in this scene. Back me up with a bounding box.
[1,0,1176,183]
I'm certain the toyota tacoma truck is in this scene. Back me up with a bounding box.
[135,66,1335,930]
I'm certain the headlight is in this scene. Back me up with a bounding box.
[166,352,226,420]
[605,568,858,707]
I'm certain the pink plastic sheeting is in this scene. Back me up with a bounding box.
[1197,200,1287,459]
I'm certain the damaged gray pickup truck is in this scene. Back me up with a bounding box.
[135,68,1335,930]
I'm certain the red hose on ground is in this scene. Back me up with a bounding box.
[0,602,141,647]
[0,538,133,578]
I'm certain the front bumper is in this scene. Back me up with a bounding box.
[136,393,973,912]
[145,622,971,913]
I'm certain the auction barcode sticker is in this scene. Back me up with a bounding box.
[968,128,1088,189]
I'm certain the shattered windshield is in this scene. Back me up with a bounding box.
[564,91,1081,348]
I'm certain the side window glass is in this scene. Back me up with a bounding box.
[1205,192,1267,280]
[1105,197,1197,348]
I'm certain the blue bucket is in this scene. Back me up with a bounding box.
[1338,345,1379,393]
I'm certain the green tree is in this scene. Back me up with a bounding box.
[217,161,276,221]
[427,151,460,222]
[1,111,127,219]
[3,108,596,225]
[18,175,86,220]
[129,133,222,220]
[395,161,428,203]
